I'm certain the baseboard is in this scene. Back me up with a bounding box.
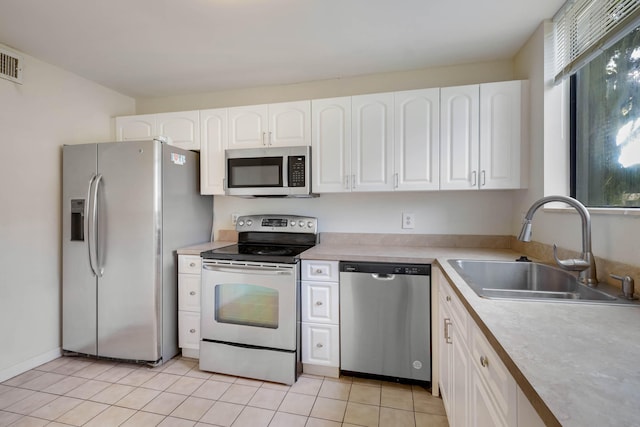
[0,347,62,382]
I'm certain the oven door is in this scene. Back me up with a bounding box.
[201,261,298,351]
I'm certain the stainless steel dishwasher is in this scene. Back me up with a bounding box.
[340,261,431,384]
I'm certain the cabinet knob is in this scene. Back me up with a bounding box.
[190,291,196,296]
[315,301,323,306]
[315,269,323,274]
[480,356,489,368]
[316,343,323,348]
[446,295,451,302]
[189,329,196,334]
[189,262,196,267]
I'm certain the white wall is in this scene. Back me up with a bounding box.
[213,191,517,238]
[0,45,135,380]
[514,24,640,267]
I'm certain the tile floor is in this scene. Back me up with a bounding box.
[0,356,448,427]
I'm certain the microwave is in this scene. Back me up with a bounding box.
[224,146,314,197]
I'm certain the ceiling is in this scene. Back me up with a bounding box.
[0,0,565,99]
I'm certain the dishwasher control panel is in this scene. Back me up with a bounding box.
[340,261,430,275]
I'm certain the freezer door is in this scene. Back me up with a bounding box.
[96,140,162,362]
[62,144,98,355]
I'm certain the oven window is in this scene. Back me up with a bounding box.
[227,157,283,188]
[215,284,279,329]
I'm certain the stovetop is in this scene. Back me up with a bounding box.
[201,215,318,264]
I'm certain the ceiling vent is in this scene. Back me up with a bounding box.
[0,48,23,84]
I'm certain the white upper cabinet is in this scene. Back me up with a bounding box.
[479,81,527,189]
[440,81,527,190]
[115,114,156,141]
[394,88,440,191]
[115,111,200,151]
[228,101,310,149]
[200,108,228,195]
[440,85,480,190]
[351,93,395,192]
[311,97,352,193]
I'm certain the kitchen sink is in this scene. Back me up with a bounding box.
[448,259,638,305]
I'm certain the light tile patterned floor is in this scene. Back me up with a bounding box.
[0,356,448,427]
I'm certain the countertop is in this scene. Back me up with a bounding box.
[176,240,235,256]
[301,243,640,427]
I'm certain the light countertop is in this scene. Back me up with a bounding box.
[301,242,640,427]
[176,240,235,256]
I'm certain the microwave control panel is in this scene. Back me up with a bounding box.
[288,155,306,187]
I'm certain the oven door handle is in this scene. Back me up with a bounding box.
[203,264,294,275]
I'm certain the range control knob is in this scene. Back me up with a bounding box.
[238,220,245,226]
[307,221,314,228]
[290,221,297,227]
[298,222,304,227]
[246,220,253,226]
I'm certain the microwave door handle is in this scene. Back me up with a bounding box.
[282,156,288,187]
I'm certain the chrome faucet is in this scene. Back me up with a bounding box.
[518,195,598,286]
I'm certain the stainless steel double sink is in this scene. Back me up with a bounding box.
[448,259,638,305]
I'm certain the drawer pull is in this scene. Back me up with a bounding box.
[189,291,196,296]
[316,343,323,348]
[315,268,323,274]
[189,329,196,334]
[315,301,323,306]
[480,356,489,368]
[446,295,451,302]
[189,262,196,267]
[444,319,452,344]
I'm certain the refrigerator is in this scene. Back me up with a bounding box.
[62,139,212,364]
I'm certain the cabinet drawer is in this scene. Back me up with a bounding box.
[178,274,201,312]
[470,323,516,425]
[178,255,201,274]
[178,311,200,349]
[302,260,339,282]
[301,323,339,367]
[301,281,339,324]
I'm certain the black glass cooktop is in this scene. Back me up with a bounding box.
[201,243,314,264]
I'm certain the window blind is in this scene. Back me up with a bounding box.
[553,0,640,82]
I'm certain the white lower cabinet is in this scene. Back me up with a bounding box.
[178,255,202,358]
[436,267,545,427]
[301,260,340,377]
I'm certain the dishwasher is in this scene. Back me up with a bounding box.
[339,261,431,385]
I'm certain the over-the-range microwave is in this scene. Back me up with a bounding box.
[224,146,315,197]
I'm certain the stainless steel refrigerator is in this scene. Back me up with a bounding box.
[62,139,212,365]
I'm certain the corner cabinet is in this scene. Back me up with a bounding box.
[178,255,202,359]
[440,80,528,190]
[300,260,340,378]
[115,110,201,151]
[434,267,545,427]
[227,101,311,149]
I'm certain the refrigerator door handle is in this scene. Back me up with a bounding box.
[88,173,103,277]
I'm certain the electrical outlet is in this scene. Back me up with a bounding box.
[402,212,415,229]
[231,213,240,225]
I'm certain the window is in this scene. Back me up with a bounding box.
[571,24,640,207]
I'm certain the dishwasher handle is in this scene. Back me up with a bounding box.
[372,273,396,281]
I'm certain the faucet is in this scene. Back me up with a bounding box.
[518,195,598,287]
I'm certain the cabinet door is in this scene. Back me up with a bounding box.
[115,114,156,141]
[440,85,479,190]
[268,101,311,147]
[351,93,394,191]
[451,327,470,427]
[517,387,546,427]
[156,111,200,150]
[200,108,228,195]
[301,323,339,367]
[439,291,453,416]
[470,367,509,427]
[311,97,352,193]
[228,104,268,149]
[394,88,440,191]
[479,81,524,189]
